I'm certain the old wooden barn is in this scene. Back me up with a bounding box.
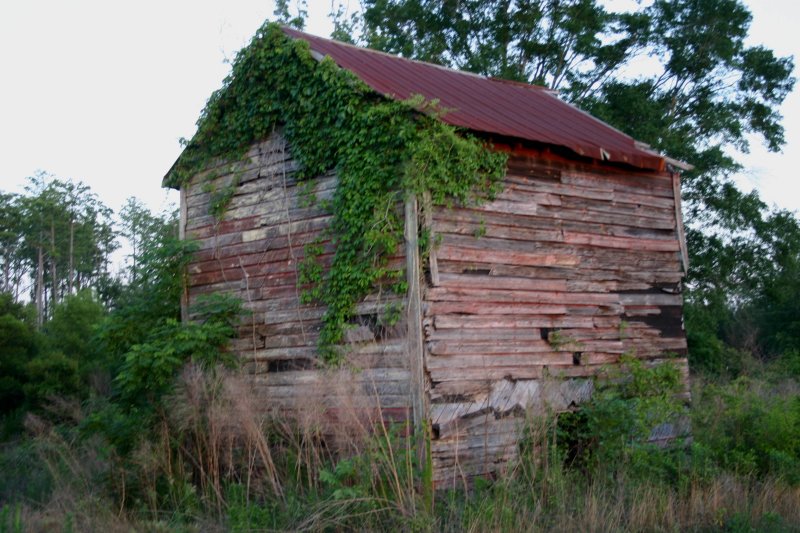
[164,25,690,488]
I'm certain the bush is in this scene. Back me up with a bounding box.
[0,296,39,415]
[557,356,685,478]
[693,376,800,484]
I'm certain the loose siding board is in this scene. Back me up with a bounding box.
[423,151,688,488]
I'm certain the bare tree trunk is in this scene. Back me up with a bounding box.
[50,221,57,311]
[2,247,9,294]
[36,245,44,327]
[68,218,74,294]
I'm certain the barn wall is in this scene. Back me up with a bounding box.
[182,131,414,438]
[423,150,690,487]
[181,132,689,487]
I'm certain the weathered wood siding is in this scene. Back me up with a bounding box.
[423,150,689,487]
[181,133,689,487]
[182,131,413,437]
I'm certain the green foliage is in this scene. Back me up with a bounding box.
[114,295,242,406]
[96,233,188,364]
[41,290,106,391]
[0,294,38,414]
[693,376,800,484]
[167,23,505,364]
[361,0,647,90]
[204,173,240,222]
[119,198,178,286]
[23,352,81,408]
[297,239,324,304]
[17,173,118,321]
[558,356,684,476]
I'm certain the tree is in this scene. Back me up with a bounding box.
[12,173,118,323]
[119,198,176,284]
[360,0,649,93]
[0,193,26,300]
[273,0,307,29]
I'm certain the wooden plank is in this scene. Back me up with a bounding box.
[421,190,440,286]
[437,273,568,292]
[433,219,564,243]
[437,245,580,268]
[426,287,619,305]
[426,341,569,357]
[433,205,677,240]
[433,315,595,329]
[404,196,426,431]
[180,186,189,323]
[427,328,544,342]
[428,366,544,382]
[619,293,683,307]
[562,231,680,252]
[426,302,569,316]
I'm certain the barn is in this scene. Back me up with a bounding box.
[164,24,690,488]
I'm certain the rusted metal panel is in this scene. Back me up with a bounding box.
[283,27,666,171]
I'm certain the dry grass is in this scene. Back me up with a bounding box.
[4,365,799,532]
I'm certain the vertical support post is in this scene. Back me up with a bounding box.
[405,195,426,428]
[180,186,189,323]
[405,195,433,502]
[671,172,689,275]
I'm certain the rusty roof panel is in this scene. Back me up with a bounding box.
[283,27,665,171]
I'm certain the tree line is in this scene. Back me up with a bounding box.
[0,175,179,417]
[0,174,174,322]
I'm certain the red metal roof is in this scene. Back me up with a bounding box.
[283,27,665,171]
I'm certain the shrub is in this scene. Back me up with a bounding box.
[557,356,685,478]
[693,376,800,484]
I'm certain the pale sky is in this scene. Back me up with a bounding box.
[0,0,798,224]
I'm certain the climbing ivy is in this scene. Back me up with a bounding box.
[166,23,506,364]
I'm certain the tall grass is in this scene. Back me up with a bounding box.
[2,362,799,532]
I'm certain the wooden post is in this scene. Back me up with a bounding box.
[405,195,432,500]
[671,172,689,275]
[180,186,189,323]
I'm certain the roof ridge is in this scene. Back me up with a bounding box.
[281,26,490,81]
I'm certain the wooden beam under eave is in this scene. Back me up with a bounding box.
[671,172,690,275]
[405,195,427,429]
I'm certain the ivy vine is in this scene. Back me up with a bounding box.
[166,23,507,365]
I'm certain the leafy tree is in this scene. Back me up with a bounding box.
[119,197,176,284]
[0,194,26,300]
[42,289,107,388]
[15,173,117,324]
[273,0,307,29]
[360,0,649,92]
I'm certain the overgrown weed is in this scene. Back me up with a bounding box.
[2,356,799,531]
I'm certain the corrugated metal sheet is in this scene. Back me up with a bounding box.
[284,27,665,171]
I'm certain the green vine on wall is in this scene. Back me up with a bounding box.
[166,23,506,365]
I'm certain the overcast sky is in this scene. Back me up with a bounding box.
[1,0,798,221]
